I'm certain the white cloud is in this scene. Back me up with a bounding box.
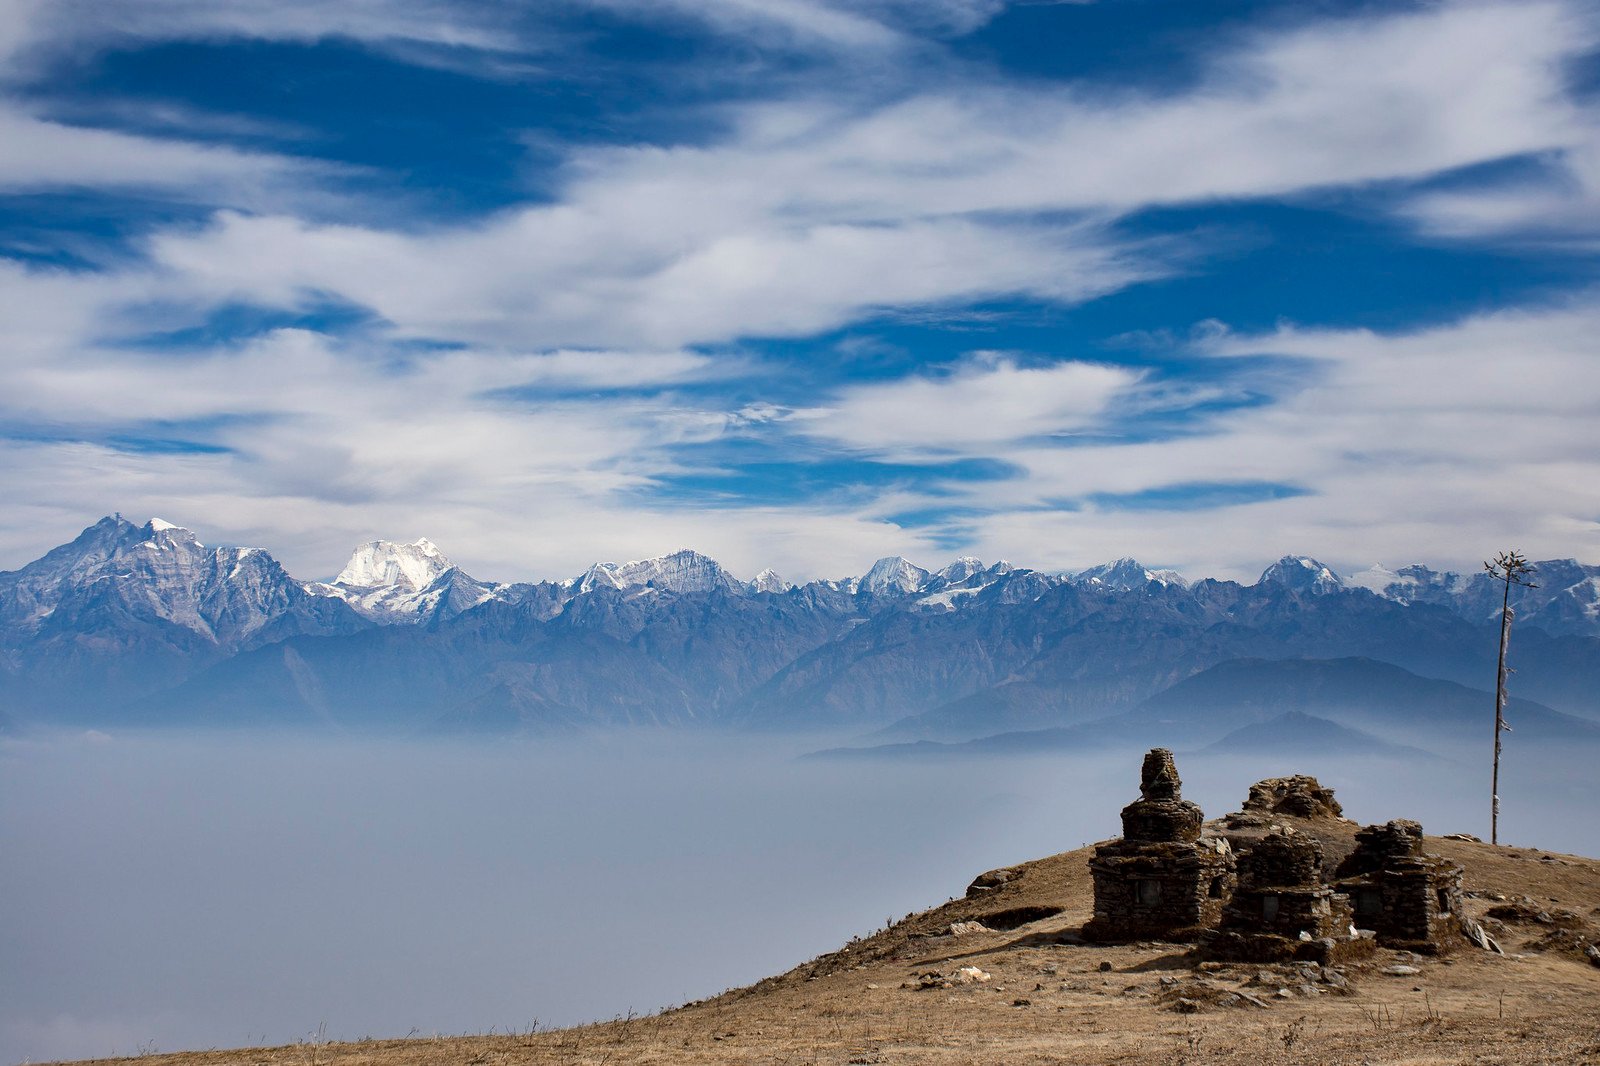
[2,297,1597,585]
[590,0,904,51]
[797,354,1139,453]
[916,303,1600,580]
[0,0,523,70]
[2,1,1598,584]
[1402,138,1600,247]
[111,1,1593,355]
[578,0,1031,53]
[0,105,333,202]
[141,209,1153,349]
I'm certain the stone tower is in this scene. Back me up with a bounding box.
[1082,749,1235,942]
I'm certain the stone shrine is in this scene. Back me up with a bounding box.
[1082,749,1235,942]
[1334,820,1465,953]
[1200,827,1367,963]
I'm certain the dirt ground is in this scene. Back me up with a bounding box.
[56,824,1600,1066]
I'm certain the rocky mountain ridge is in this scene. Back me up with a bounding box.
[2,516,1597,737]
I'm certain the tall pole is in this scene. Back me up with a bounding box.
[1485,550,1536,847]
[1491,575,1512,846]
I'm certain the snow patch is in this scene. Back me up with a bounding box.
[916,582,992,609]
[1345,564,1403,594]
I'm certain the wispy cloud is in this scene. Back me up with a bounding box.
[1402,140,1600,247]
[0,0,526,69]
[97,1,1588,355]
[932,302,1600,579]
[1,0,1598,584]
[795,354,1139,454]
[0,105,339,205]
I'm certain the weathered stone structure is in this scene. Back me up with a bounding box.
[1240,775,1345,820]
[1080,756,1484,959]
[1082,749,1235,943]
[1213,772,1362,875]
[1201,828,1366,963]
[1334,820,1464,953]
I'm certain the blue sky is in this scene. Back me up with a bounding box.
[1,0,1598,582]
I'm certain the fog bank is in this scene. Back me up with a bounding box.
[2,729,1594,1064]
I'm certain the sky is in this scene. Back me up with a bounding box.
[1,0,1598,584]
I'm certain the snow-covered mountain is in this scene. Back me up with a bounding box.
[931,557,987,585]
[1257,555,1344,595]
[310,538,498,624]
[1071,557,1188,591]
[856,556,932,597]
[749,568,792,594]
[1345,563,1470,602]
[0,515,361,647]
[577,549,746,596]
[0,516,366,715]
[336,537,453,589]
[1351,558,1600,634]
[914,559,1028,610]
[4,516,1596,735]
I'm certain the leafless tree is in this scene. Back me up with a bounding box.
[1484,549,1537,845]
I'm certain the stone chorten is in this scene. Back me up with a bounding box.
[1083,749,1235,942]
[1201,827,1364,964]
[1334,820,1465,954]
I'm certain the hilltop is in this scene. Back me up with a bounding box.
[58,774,1600,1066]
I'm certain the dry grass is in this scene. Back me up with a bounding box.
[54,826,1600,1066]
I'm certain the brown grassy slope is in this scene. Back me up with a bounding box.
[61,822,1600,1066]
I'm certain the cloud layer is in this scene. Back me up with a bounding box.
[0,0,1597,582]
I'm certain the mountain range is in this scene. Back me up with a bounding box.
[1,516,1597,748]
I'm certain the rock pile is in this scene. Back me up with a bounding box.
[1239,775,1346,821]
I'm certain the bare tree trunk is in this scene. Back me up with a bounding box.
[1492,584,1512,846]
[1485,549,1534,848]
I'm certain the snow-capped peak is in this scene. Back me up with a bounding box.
[1345,563,1472,604]
[140,518,202,549]
[934,557,986,584]
[336,538,455,591]
[749,568,792,594]
[1257,555,1343,594]
[1072,557,1187,590]
[1345,563,1402,595]
[858,556,930,596]
[579,549,744,595]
